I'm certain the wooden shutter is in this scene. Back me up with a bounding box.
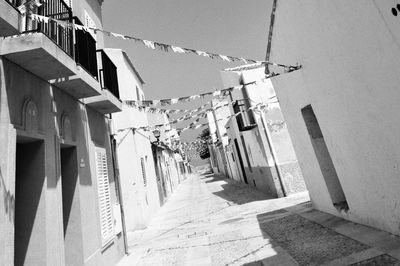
[95,148,114,246]
[63,0,72,8]
[140,157,147,186]
[84,10,97,39]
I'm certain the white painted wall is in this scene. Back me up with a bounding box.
[220,67,305,195]
[269,0,400,235]
[107,49,161,231]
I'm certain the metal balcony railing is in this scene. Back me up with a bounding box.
[233,99,257,131]
[23,0,73,57]
[5,0,21,9]
[97,50,120,99]
[73,17,98,79]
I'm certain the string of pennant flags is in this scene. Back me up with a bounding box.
[119,101,277,135]
[123,74,285,113]
[144,115,285,152]
[178,119,287,151]
[22,2,296,155]
[123,80,264,108]
[123,80,277,116]
[124,100,213,115]
[126,93,277,122]
[28,14,302,73]
[116,101,284,151]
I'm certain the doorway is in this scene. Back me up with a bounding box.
[60,145,84,265]
[302,105,348,210]
[14,138,46,266]
[234,138,248,184]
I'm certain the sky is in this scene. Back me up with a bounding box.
[102,0,271,164]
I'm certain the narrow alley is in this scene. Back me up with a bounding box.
[118,173,400,266]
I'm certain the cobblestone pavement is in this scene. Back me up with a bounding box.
[118,173,400,266]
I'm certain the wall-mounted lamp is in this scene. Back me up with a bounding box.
[153,129,161,144]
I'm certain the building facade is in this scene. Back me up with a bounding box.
[147,113,186,204]
[108,49,164,232]
[219,67,306,197]
[0,0,125,265]
[266,1,400,235]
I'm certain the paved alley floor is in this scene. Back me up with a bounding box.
[118,173,400,266]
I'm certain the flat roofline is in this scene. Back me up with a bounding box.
[122,51,145,85]
[103,48,145,85]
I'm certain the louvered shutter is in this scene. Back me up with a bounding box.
[84,10,97,39]
[95,148,114,246]
[63,0,72,8]
[140,157,147,186]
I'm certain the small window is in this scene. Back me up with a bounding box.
[63,0,72,8]
[136,86,141,101]
[233,99,256,131]
[84,10,96,39]
[140,158,147,186]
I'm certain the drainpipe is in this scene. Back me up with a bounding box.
[265,0,278,75]
[262,0,286,196]
[259,106,287,197]
[110,135,130,254]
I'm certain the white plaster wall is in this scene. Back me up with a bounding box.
[106,49,149,130]
[72,0,104,48]
[269,0,400,235]
[106,49,161,230]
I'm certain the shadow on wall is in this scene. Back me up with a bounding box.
[1,167,15,222]
[242,165,278,197]
[78,106,99,187]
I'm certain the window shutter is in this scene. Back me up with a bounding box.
[95,148,114,246]
[63,0,72,8]
[84,10,97,39]
[140,157,147,186]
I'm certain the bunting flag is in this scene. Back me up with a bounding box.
[122,80,259,108]
[123,101,210,114]
[117,100,278,136]
[28,14,302,72]
[122,77,278,109]
[18,0,45,14]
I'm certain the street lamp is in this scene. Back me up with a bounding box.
[153,129,161,144]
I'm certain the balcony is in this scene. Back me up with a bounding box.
[84,50,121,114]
[0,0,20,36]
[0,32,77,80]
[233,99,257,131]
[0,0,102,98]
[51,17,101,98]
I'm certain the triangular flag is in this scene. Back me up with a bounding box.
[171,46,186,53]
[143,40,156,50]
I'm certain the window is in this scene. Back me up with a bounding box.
[95,148,114,246]
[84,10,96,39]
[233,99,256,131]
[136,86,141,101]
[140,157,147,186]
[63,0,72,8]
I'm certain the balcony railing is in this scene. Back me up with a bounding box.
[74,17,98,79]
[97,50,120,99]
[5,0,22,11]
[233,99,257,131]
[23,0,73,57]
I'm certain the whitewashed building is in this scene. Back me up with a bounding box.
[266,1,400,235]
